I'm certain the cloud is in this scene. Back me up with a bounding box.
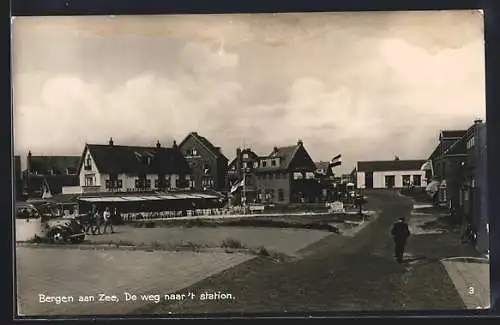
[13,42,244,155]
[12,11,485,173]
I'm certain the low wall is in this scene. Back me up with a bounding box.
[15,218,43,242]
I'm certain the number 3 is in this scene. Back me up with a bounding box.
[468,286,475,295]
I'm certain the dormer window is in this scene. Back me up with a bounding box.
[66,168,76,175]
[271,160,276,167]
[262,161,267,167]
[243,153,249,159]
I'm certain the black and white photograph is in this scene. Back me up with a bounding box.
[12,10,490,316]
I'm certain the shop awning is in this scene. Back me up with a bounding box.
[78,192,219,203]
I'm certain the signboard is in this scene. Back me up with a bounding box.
[329,201,345,214]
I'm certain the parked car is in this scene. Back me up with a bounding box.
[42,215,86,244]
[16,201,85,244]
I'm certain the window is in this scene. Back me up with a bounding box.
[66,168,76,175]
[271,160,276,166]
[293,172,303,180]
[402,175,411,187]
[384,175,395,189]
[413,175,422,187]
[254,162,259,168]
[243,162,248,168]
[262,161,267,167]
[84,156,92,170]
[84,175,94,186]
[278,189,284,201]
[243,153,249,159]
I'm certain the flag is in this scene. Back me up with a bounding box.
[328,154,342,173]
[230,179,245,194]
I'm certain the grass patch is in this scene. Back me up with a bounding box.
[221,218,340,233]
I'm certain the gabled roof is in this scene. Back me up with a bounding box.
[357,159,426,172]
[440,130,467,139]
[81,144,191,175]
[179,132,228,162]
[254,141,314,172]
[27,155,80,175]
[267,145,299,170]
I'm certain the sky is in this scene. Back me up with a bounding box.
[11,10,486,173]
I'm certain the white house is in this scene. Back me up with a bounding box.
[356,158,427,189]
[76,138,192,193]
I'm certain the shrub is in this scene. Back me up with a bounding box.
[221,238,245,249]
[257,246,270,256]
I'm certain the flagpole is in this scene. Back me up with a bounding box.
[242,172,246,207]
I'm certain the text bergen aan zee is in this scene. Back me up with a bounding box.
[38,291,235,305]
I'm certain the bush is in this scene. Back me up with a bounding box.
[257,246,270,256]
[221,238,245,249]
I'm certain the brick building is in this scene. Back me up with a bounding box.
[178,132,229,192]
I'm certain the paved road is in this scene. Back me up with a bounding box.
[141,191,467,315]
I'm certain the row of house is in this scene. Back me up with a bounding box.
[424,119,488,254]
[352,119,488,254]
[16,133,344,205]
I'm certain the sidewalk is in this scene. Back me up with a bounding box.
[441,257,490,309]
[407,200,490,309]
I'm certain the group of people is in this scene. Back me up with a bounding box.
[83,205,117,235]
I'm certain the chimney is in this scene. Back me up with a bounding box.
[109,137,114,146]
[156,140,161,148]
[297,139,303,146]
[474,119,483,124]
[273,146,278,153]
[173,140,178,148]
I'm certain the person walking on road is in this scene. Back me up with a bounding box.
[103,207,114,234]
[391,217,410,263]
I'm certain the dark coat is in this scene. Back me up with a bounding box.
[391,221,410,241]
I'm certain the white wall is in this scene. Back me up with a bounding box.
[356,170,426,189]
[79,150,103,189]
[357,172,366,188]
[373,170,426,189]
